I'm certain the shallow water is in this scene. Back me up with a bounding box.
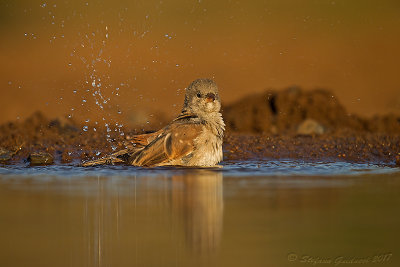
[1,160,399,267]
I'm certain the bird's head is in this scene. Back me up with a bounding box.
[183,78,221,116]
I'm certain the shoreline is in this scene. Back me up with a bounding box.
[1,111,399,167]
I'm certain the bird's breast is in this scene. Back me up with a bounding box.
[188,125,223,166]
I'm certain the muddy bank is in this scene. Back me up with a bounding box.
[0,110,399,166]
[222,87,400,135]
[224,133,400,165]
[0,112,128,165]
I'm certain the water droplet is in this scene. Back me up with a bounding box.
[73,90,77,93]
[85,119,90,123]
[83,126,88,131]
[96,151,101,156]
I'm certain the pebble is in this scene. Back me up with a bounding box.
[396,155,400,166]
[297,119,325,135]
[0,147,12,162]
[28,152,54,166]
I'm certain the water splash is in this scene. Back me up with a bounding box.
[37,2,155,150]
[70,23,126,147]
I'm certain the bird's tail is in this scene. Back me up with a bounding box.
[81,148,133,167]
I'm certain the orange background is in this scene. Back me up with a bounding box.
[1,0,400,127]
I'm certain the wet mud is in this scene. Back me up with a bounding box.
[1,88,400,167]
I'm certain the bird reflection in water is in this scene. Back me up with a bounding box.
[82,170,223,266]
[171,170,224,254]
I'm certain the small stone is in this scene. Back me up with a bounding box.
[297,119,325,135]
[28,152,54,166]
[0,148,12,162]
[395,155,400,167]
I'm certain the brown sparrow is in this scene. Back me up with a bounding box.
[82,78,225,167]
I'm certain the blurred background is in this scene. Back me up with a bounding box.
[1,0,400,128]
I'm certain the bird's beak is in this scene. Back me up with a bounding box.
[206,93,216,102]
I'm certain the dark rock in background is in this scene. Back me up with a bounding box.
[222,87,400,135]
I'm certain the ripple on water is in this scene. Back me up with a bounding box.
[0,160,398,179]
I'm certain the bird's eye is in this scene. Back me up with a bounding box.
[196,93,201,98]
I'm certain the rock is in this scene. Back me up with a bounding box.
[367,114,400,134]
[223,87,349,134]
[396,155,400,167]
[28,152,54,166]
[222,92,274,133]
[0,147,12,162]
[297,119,325,135]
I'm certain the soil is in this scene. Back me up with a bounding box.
[222,87,400,135]
[1,88,400,167]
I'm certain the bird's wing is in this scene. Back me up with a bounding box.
[130,123,203,166]
[81,131,163,166]
[125,130,162,149]
[173,110,199,122]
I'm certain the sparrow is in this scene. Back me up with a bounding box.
[82,78,225,167]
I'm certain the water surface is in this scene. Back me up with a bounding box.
[0,160,399,266]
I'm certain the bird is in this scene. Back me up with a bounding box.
[82,78,225,167]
